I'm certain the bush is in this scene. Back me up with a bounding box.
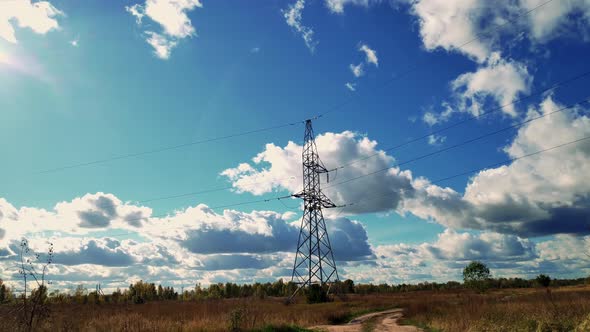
[0,280,10,304]
[536,274,551,288]
[576,314,590,332]
[228,308,244,331]
[306,284,329,304]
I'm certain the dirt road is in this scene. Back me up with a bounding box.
[311,309,423,332]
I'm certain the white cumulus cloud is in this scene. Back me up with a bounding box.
[283,0,318,52]
[221,130,416,216]
[521,0,590,42]
[325,0,384,14]
[405,96,590,237]
[425,53,532,124]
[224,95,590,237]
[350,63,364,77]
[361,229,590,284]
[126,0,202,60]
[402,0,590,63]
[0,192,374,289]
[359,44,378,66]
[0,0,63,44]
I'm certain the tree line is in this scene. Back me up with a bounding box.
[1,275,588,305]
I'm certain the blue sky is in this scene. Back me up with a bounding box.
[1,0,590,291]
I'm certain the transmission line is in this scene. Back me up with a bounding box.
[430,136,590,185]
[36,120,305,174]
[27,0,554,176]
[15,136,590,264]
[17,132,590,244]
[127,0,570,207]
[137,175,299,204]
[336,134,590,212]
[7,0,571,237]
[330,68,590,171]
[30,193,298,240]
[323,97,590,190]
[42,98,590,226]
[87,67,590,207]
[18,111,590,247]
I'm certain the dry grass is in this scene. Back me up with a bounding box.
[0,296,394,331]
[1,285,589,331]
[399,285,590,332]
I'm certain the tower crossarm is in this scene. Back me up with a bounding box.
[291,192,337,209]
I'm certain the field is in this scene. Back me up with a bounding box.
[1,285,590,331]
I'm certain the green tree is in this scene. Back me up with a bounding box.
[463,261,491,292]
[157,284,164,299]
[73,285,87,304]
[306,284,329,304]
[0,279,7,303]
[536,274,551,288]
[343,279,355,293]
[209,283,224,299]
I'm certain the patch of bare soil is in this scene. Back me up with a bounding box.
[311,309,423,332]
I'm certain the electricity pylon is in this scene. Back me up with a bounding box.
[291,119,339,295]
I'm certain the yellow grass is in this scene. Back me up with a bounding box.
[1,285,589,331]
[400,285,590,332]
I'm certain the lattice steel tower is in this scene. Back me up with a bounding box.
[291,119,339,289]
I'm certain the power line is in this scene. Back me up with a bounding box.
[19,93,589,245]
[25,0,554,176]
[330,68,590,171]
[11,134,590,261]
[323,98,590,190]
[205,194,292,210]
[2,0,568,230]
[137,175,299,204]
[19,193,297,240]
[36,120,304,174]
[138,185,236,204]
[455,0,555,50]
[11,132,590,273]
[30,96,590,223]
[31,63,588,212]
[22,98,589,242]
[337,134,590,212]
[116,0,568,207]
[430,136,590,185]
[86,67,590,207]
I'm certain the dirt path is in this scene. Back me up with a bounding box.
[311,309,423,332]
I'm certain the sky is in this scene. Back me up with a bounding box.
[1,0,590,292]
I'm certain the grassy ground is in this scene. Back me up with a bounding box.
[0,296,394,331]
[1,285,589,331]
[399,285,590,332]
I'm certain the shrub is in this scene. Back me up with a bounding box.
[306,284,329,304]
[536,274,551,288]
[228,307,244,331]
[576,315,590,332]
[576,314,590,332]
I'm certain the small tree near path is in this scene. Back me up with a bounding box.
[463,261,491,292]
[17,239,54,332]
[536,274,551,288]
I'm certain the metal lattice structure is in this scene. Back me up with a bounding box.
[291,119,339,291]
